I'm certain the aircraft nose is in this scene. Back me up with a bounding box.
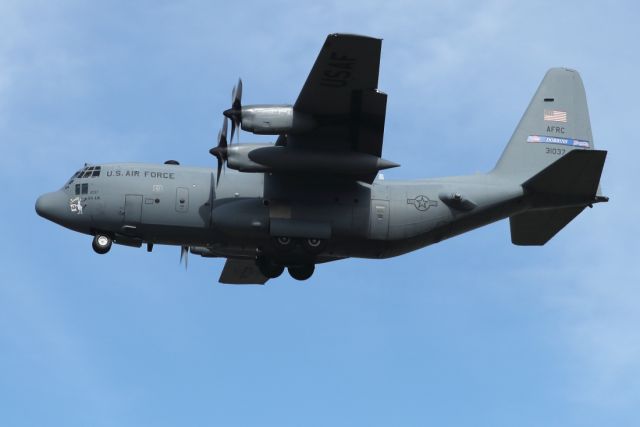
[35,191,66,222]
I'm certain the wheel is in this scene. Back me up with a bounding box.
[92,234,112,254]
[288,264,315,281]
[273,236,294,252]
[302,237,326,255]
[256,257,285,279]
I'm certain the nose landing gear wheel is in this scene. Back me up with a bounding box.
[288,264,315,281]
[92,234,112,254]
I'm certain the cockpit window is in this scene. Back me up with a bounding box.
[76,166,102,179]
[64,170,83,188]
[64,166,101,191]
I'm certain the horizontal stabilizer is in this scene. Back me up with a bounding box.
[219,259,267,285]
[510,206,584,245]
[511,149,607,246]
[523,149,607,198]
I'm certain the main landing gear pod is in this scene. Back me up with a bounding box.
[256,257,285,279]
[92,234,112,254]
[288,264,315,281]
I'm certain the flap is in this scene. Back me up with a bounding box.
[219,259,267,285]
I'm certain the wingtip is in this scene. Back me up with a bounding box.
[328,33,382,41]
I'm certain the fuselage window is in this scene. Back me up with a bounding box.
[75,184,81,195]
[81,183,88,194]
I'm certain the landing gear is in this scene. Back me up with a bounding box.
[92,234,112,254]
[256,257,285,279]
[268,236,321,281]
[288,264,315,281]
[301,238,326,254]
[273,236,326,255]
[273,236,294,252]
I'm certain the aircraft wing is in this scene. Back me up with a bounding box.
[286,34,388,168]
[218,258,268,285]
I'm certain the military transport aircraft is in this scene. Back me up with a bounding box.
[35,34,608,284]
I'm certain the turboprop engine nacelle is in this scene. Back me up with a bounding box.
[240,105,316,135]
[225,143,271,172]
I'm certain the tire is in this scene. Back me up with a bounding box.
[92,234,112,254]
[273,236,294,252]
[256,257,285,279]
[288,264,315,281]
[301,238,326,255]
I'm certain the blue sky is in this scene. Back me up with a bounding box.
[1,1,639,425]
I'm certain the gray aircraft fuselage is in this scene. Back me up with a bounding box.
[36,162,524,263]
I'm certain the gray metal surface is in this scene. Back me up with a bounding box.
[35,34,608,284]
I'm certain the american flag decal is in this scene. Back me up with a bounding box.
[544,109,567,122]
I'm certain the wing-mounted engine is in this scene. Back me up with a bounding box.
[222,79,316,138]
[229,104,316,135]
[209,117,397,179]
[211,35,401,184]
[209,118,270,182]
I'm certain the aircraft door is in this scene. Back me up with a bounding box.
[176,187,189,212]
[124,194,143,224]
[369,199,389,240]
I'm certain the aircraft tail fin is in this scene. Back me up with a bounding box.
[493,68,595,181]
[509,149,607,245]
[491,67,608,245]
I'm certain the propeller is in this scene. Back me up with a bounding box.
[223,78,243,144]
[209,117,229,185]
[180,245,189,269]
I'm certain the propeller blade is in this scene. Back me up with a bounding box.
[220,117,228,148]
[209,147,224,186]
[209,117,229,187]
[230,120,236,146]
[224,78,243,145]
[216,157,223,184]
[232,78,242,110]
[180,245,189,269]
